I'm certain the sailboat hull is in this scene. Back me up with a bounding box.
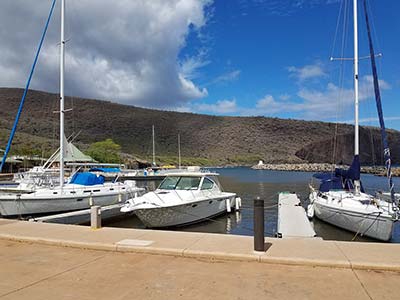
[314,201,394,241]
[0,184,142,217]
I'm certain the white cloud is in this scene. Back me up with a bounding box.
[195,99,237,114]
[288,63,326,82]
[279,94,291,101]
[0,0,212,107]
[211,70,241,85]
[339,116,400,124]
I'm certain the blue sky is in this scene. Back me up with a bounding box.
[0,0,399,129]
[178,0,400,129]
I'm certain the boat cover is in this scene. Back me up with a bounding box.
[69,172,105,185]
[89,167,121,173]
[313,155,364,192]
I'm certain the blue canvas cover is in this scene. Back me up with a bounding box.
[334,155,360,181]
[70,172,105,186]
[89,167,121,173]
[313,155,363,192]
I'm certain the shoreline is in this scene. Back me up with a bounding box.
[251,163,400,177]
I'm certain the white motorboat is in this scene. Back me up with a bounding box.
[121,172,241,227]
[0,0,144,216]
[307,0,399,241]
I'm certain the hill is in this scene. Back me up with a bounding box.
[0,88,399,166]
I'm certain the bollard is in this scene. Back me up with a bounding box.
[91,206,101,229]
[253,197,265,252]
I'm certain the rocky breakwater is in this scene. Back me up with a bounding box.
[252,162,400,177]
[252,163,334,173]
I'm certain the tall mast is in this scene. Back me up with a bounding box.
[353,0,361,194]
[59,0,65,189]
[152,125,155,166]
[178,133,181,169]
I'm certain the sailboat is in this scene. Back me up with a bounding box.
[0,0,143,216]
[307,0,399,241]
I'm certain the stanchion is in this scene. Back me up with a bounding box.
[91,206,101,229]
[253,197,265,252]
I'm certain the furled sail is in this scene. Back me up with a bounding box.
[363,0,397,207]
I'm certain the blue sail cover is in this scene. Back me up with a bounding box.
[314,155,363,192]
[363,0,396,206]
[70,172,105,186]
[335,155,360,181]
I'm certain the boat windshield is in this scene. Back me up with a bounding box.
[159,176,201,190]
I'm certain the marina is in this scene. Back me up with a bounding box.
[0,0,400,298]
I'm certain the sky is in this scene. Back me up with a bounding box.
[0,0,399,129]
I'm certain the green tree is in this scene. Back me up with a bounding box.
[86,139,122,163]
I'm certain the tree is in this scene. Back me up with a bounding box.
[86,139,122,163]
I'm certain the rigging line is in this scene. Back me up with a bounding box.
[332,0,349,168]
[0,0,57,172]
[330,0,345,59]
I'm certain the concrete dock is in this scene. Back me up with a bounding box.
[1,219,400,299]
[277,192,316,238]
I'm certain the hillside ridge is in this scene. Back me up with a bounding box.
[1,88,399,165]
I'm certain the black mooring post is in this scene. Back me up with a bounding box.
[254,197,265,252]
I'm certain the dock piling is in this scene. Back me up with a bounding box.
[90,206,101,229]
[253,197,265,252]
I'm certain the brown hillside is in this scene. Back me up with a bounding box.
[0,88,399,165]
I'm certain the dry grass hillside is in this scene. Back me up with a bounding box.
[1,88,399,165]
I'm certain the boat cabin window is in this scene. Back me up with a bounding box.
[176,177,201,190]
[159,176,180,190]
[201,178,214,190]
[159,176,201,190]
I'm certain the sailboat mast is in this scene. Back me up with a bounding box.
[178,133,181,169]
[152,125,155,166]
[353,0,361,194]
[59,0,65,189]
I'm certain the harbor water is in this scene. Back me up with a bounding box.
[105,167,400,243]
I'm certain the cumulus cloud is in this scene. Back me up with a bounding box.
[195,99,238,114]
[0,0,211,107]
[288,63,326,82]
[189,75,391,119]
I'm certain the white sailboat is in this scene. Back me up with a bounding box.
[121,171,241,227]
[307,0,399,241]
[0,0,143,216]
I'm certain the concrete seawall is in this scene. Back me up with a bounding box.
[1,219,399,272]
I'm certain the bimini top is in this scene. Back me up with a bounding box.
[69,172,105,186]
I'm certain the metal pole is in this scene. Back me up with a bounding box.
[152,125,155,166]
[353,0,361,195]
[90,206,101,229]
[178,133,181,169]
[59,0,66,190]
[254,197,265,252]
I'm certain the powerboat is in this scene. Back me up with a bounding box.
[121,172,241,227]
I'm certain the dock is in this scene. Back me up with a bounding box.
[29,204,125,225]
[277,192,316,238]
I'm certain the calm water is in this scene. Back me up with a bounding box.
[105,167,400,243]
